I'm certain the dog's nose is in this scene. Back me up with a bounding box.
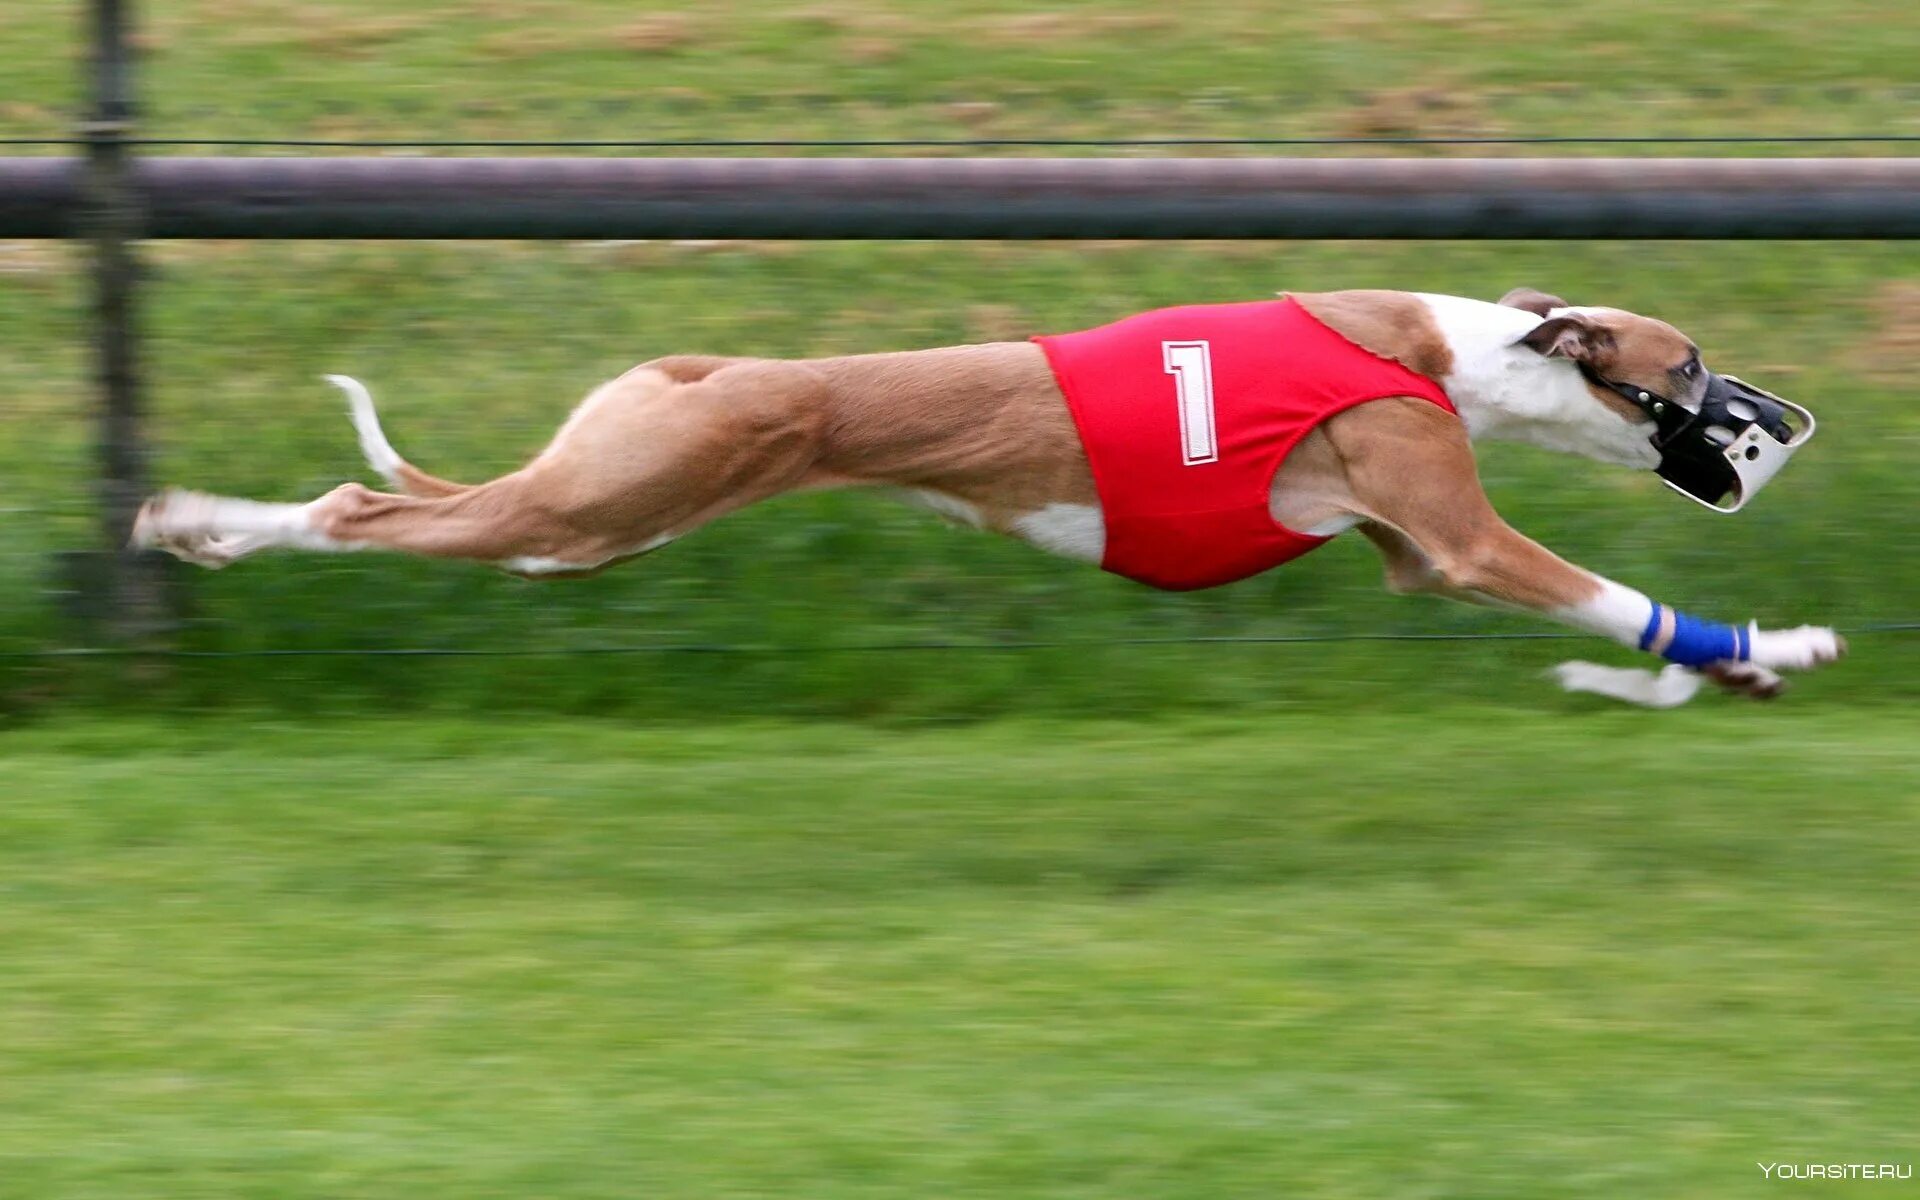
[1706,374,1793,441]
[1750,396,1793,442]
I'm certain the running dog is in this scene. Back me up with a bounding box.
[133,286,1841,705]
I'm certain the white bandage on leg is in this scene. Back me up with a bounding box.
[1549,579,1723,707]
[1554,576,1658,648]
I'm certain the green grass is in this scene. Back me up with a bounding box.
[0,710,1915,1198]
[6,0,1918,142]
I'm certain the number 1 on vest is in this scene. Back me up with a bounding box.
[1163,340,1218,466]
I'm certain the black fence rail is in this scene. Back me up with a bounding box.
[8,155,1920,240]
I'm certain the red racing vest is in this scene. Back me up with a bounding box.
[1033,296,1457,591]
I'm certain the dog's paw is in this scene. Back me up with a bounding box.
[131,490,238,569]
[1552,661,1704,708]
[1702,660,1786,701]
[1746,625,1846,672]
[129,490,174,551]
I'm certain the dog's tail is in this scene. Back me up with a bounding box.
[324,375,472,499]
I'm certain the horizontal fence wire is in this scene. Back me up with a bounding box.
[147,83,1920,106]
[105,82,1920,119]
[7,624,1917,659]
[7,135,1920,150]
[7,82,1918,148]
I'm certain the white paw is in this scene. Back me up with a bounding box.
[130,489,311,569]
[131,490,227,568]
[1552,661,1704,708]
[1746,625,1846,672]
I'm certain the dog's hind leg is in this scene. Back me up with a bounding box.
[134,479,607,572]
[138,360,834,576]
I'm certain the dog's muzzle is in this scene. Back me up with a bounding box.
[1578,365,1816,513]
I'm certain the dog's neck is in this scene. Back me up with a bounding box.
[1413,293,1659,468]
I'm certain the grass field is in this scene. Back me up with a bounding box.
[2,710,1916,1198]
[6,0,1918,142]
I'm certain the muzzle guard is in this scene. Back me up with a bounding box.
[1579,366,1816,513]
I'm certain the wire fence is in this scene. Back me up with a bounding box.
[7,83,1920,153]
[7,135,1920,150]
[99,84,1920,130]
[7,624,1919,661]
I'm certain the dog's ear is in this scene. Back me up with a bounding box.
[1517,312,1611,361]
[1498,287,1568,317]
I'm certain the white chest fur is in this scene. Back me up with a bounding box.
[1413,294,1661,469]
[1011,504,1106,563]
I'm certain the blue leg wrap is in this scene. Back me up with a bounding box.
[1639,603,1749,667]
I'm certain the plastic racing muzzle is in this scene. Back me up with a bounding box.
[1578,366,1816,513]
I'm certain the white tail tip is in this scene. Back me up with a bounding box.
[324,374,405,487]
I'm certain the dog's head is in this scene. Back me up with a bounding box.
[1498,288,1814,511]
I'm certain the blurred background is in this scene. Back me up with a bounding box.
[0,3,1915,1197]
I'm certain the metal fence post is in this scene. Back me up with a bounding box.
[78,0,172,641]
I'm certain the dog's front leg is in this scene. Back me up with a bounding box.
[1383,515,1840,703]
[1328,400,1844,703]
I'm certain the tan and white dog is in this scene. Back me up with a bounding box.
[133,286,1843,705]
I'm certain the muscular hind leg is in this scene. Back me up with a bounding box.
[137,360,834,577]
[496,358,833,572]
[333,362,754,503]
[132,482,543,569]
